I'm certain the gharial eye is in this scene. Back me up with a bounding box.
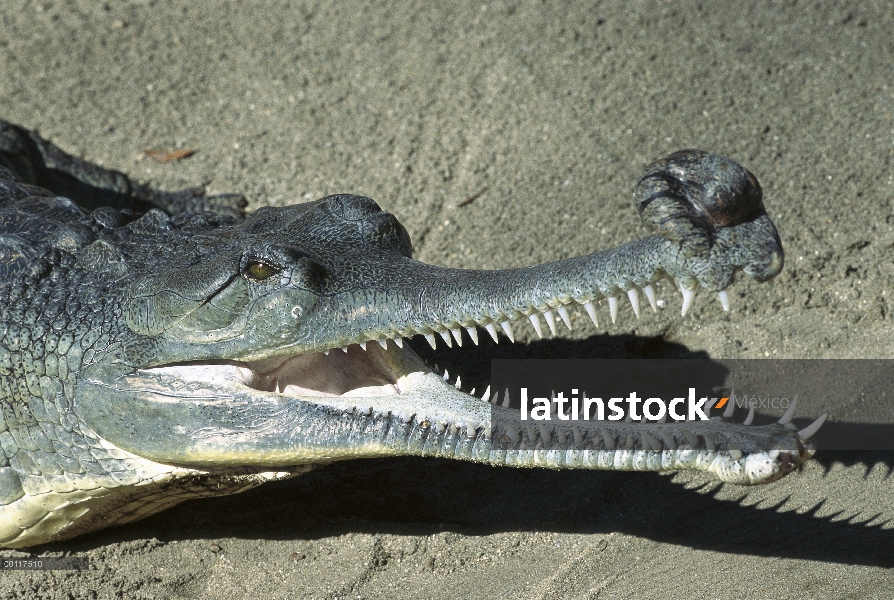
[243,260,279,281]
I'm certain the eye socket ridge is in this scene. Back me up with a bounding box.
[242,258,281,282]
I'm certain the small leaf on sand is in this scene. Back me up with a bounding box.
[142,148,196,162]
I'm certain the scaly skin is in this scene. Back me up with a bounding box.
[0,120,820,548]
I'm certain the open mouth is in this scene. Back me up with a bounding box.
[138,341,464,401]
[121,340,492,449]
[112,310,825,486]
[242,344,404,397]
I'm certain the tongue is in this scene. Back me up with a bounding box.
[251,344,398,396]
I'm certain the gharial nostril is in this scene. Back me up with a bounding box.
[322,194,383,221]
[691,162,764,228]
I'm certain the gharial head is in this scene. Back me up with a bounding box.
[69,150,817,501]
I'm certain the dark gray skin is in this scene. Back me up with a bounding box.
[0,120,823,548]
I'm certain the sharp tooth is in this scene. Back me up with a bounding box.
[433,364,440,373]
[378,338,388,349]
[798,413,827,440]
[538,424,551,444]
[778,395,798,425]
[393,337,404,348]
[643,284,658,312]
[359,341,367,351]
[490,392,499,405]
[485,322,499,343]
[600,429,615,450]
[455,376,462,390]
[505,425,520,443]
[704,436,716,452]
[572,425,583,446]
[556,428,566,445]
[502,389,511,408]
[681,429,700,448]
[528,313,544,338]
[425,333,438,349]
[583,301,599,327]
[608,296,618,323]
[728,448,743,461]
[718,289,730,311]
[723,393,735,418]
[526,425,537,443]
[470,387,476,396]
[323,349,330,356]
[641,432,658,451]
[451,328,463,346]
[500,321,515,342]
[557,305,572,330]
[341,346,348,353]
[657,412,667,424]
[439,329,453,347]
[466,326,479,345]
[681,286,696,316]
[626,288,640,318]
[743,406,755,425]
[659,429,676,449]
[481,385,491,400]
[443,369,450,381]
[543,309,558,335]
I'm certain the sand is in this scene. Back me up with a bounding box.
[1,1,892,597]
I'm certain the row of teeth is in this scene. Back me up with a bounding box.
[424,365,827,445]
[412,365,828,450]
[324,279,730,354]
[341,388,827,452]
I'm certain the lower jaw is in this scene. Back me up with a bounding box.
[129,339,816,484]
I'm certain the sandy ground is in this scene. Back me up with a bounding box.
[1,0,893,597]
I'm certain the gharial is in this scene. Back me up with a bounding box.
[0,120,825,548]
